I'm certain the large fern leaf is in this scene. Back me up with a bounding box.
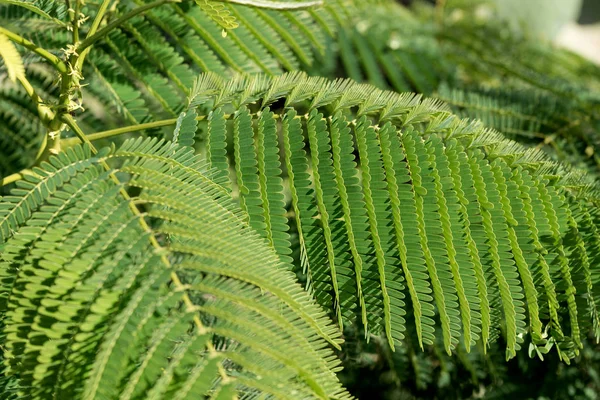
[185,73,600,361]
[0,140,349,399]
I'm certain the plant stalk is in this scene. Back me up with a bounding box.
[72,0,81,43]
[0,27,68,74]
[0,170,34,187]
[220,0,323,9]
[86,0,113,39]
[17,75,55,124]
[60,116,217,147]
[61,118,179,147]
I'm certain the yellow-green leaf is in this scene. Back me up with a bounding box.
[195,0,239,29]
[0,32,25,82]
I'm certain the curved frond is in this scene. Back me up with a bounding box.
[193,73,600,360]
[0,140,349,399]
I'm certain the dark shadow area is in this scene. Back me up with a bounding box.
[579,0,600,24]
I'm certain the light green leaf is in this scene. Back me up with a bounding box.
[196,0,239,29]
[0,32,25,83]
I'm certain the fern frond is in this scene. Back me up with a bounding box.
[189,73,600,360]
[0,139,349,399]
[0,0,67,26]
[222,0,324,9]
[0,0,351,143]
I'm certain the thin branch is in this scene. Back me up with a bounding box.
[17,75,55,123]
[1,169,35,187]
[78,0,178,53]
[0,27,68,74]
[72,0,82,43]
[218,0,323,9]
[60,118,180,147]
[86,0,113,39]
[60,113,295,147]
[75,0,112,69]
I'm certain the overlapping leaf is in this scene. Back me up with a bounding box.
[0,140,349,399]
[187,73,600,361]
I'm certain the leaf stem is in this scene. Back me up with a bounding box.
[61,118,179,147]
[0,170,34,187]
[59,113,295,147]
[86,0,113,39]
[219,0,323,9]
[73,0,81,43]
[0,27,68,74]
[17,75,55,124]
[60,115,216,147]
[75,0,112,69]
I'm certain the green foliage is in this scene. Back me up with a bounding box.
[313,0,600,174]
[0,139,348,399]
[1,0,600,398]
[0,32,24,82]
[188,72,600,363]
[0,0,356,178]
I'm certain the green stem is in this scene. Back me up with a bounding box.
[0,170,34,187]
[219,0,323,9]
[60,114,224,147]
[73,0,81,43]
[61,115,94,149]
[78,0,178,53]
[75,0,112,69]
[17,75,55,124]
[59,113,293,148]
[0,26,68,74]
[86,0,113,39]
[32,130,62,167]
[61,118,180,147]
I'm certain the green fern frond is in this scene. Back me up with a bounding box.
[0,139,349,399]
[302,0,600,178]
[2,0,600,396]
[0,0,67,26]
[0,0,351,136]
[188,72,600,360]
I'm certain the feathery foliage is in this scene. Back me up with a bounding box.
[0,0,360,179]
[313,0,600,175]
[1,0,600,398]
[183,72,600,362]
[0,138,349,399]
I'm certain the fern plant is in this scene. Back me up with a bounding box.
[313,0,600,175]
[1,0,600,399]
